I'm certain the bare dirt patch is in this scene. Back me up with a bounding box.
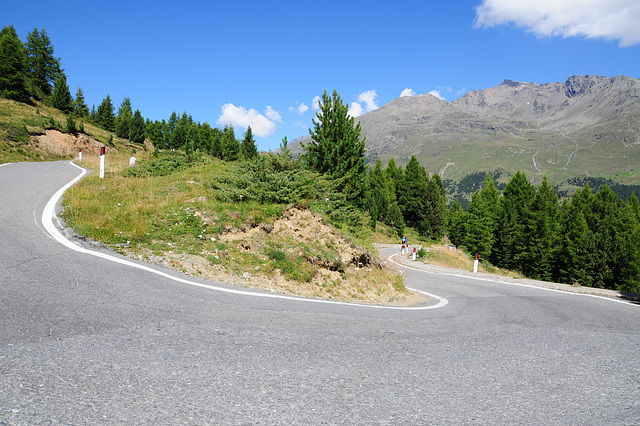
[34,130,109,158]
[124,206,427,306]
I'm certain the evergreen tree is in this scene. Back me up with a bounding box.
[73,87,89,118]
[185,122,200,160]
[166,112,178,148]
[616,194,640,293]
[367,158,392,229]
[0,25,29,102]
[221,125,240,161]
[241,126,258,159]
[115,97,133,139]
[65,114,77,134]
[555,200,590,285]
[277,136,292,161]
[49,73,73,113]
[145,119,161,146]
[25,27,61,98]
[447,199,465,247]
[198,122,214,155]
[518,177,559,280]
[397,155,428,230]
[172,120,187,149]
[387,202,405,236]
[208,126,223,158]
[385,157,402,201]
[491,171,535,270]
[423,174,448,240]
[95,94,115,131]
[463,190,494,259]
[129,109,146,144]
[302,89,366,205]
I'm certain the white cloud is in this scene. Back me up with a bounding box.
[348,90,380,117]
[348,102,364,118]
[474,0,640,47]
[265,105,282,123]
[289,102,309,115]
[312,95,322,111]
[400,88,416,97]
[217,103,278,138]
[357,90,379,112]
[428,90,446,100]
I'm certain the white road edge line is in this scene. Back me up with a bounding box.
[388,253,635,306]
[41,161,448,311]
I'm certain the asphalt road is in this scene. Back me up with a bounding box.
[1,161,639,424]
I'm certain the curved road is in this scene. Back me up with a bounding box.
[1,161,639,424]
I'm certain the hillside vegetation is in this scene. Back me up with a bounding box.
[62,152,424,306]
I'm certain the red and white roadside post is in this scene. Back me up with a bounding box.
[412,247,417,261]
[78,147,82,162]
[473,254,479,273]
[99,146,105,179]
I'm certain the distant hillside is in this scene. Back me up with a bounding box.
[293,75,640,200]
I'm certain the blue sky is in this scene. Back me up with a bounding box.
[5,0,640,151]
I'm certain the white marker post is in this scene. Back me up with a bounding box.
[129,156,136,167]
[473,254,479,273]
[412,248,416,261]
[78,148,82,162]
[99,146,105,179]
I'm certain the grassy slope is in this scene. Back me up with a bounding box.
[62,155,425,305]
[0,98,145,164]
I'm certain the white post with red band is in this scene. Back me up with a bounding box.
[473,254,479,273]
[78,148,82,162]
[99,146,105,179]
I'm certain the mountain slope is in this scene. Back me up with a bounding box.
[294,75,640,196]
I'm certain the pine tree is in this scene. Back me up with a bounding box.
[555,200,590,285]
[0,25,29,102]
[277,136,292,161]
[73,87,89,117]
[95,95,115,131]
[25,28,61,98]
[385,157,402,201]
[463,190,494,260]
[491,171,535,270]
[221,125,240,161]
[302,89,366,205]
[447,199,465,247]
[241,126,258,159]
[129,109,146,144]
[367,158,392,228]
[518,177,559,280]
[115,97,133,139]
[397,155,428,230]
[387,202,405,236]
[423,174,448,240]
[49,73,73,113]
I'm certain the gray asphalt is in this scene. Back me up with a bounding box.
[1,161,639,425]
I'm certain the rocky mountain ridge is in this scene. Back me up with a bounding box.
[301,75,640,195]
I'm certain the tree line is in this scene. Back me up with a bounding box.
[447,173,640,293]
[0,25,257,159]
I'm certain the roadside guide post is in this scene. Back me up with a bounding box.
[78,148,82,162]
[99,146,105,179]
[473,253,479,273]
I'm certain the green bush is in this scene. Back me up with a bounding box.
[124,153,189,177]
